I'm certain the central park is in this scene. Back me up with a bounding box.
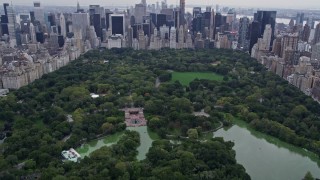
[0,48,320,179]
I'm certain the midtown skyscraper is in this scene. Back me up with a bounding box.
[179,0,185,26]
[255,11,277,49]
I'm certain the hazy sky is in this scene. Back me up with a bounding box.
[0,0,319,9]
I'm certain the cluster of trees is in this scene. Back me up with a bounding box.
[0,48,319,178]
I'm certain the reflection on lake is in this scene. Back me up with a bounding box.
[214,121,320,180]
[76,126,158,160]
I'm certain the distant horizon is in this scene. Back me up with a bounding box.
[0,0,319,10]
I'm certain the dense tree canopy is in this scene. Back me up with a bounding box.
[0,48,319,178]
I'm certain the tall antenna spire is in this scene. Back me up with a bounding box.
[77,1,80,11]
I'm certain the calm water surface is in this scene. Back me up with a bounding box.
[214,121,320,180]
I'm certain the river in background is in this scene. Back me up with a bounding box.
[214,120,320,180]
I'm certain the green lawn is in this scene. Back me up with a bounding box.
[171,72,224,86]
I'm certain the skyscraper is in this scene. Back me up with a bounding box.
[252,11,277,50]
[302,24,311,42]
[72,12,90,39]
[249,21,261,53]
[34,2,45,25]
[110,14,125,35]
[6,4,16,47]
[238,17,250,51]
[193,7,201,18]
[93,13,101,38]
[313,23,320,45]
[157,14,167,30]
[29,23,37,43]
[179,0,185,26]
[170,27,177,49]
[135,4,146,24]
[141,0,147,6]
[59,14,66,37]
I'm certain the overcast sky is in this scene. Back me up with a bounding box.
[0,0,319,9]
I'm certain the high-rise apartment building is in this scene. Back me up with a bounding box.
[170,27,177,49]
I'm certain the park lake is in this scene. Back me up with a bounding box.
[76,126,159,160]
[76,119,320,179]
[214,120,320,180]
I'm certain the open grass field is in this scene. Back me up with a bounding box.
[171,72,224,86]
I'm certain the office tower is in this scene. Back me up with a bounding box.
[226,9,236,31]
[93,14,101,38]
[141,0,147,6]
[59,14,66,37]
[127,26,133,47]
[302,24,311,42]
[110,14,125,35]
[255,11,277,47]
[311,43,320,60]
[238,17,250,51]
[143,23,150,37]
[157,14,167,30]
[179,0,185,26]
[47,13,56,26]
[214,13,223,33]
[72,12,90,39]
[249,21,261,53]
[170,27,177,49]
[58,35,64,47]
[313,23,320,45]
[36,32,44,43]
[6,4,16,47]
[206,6,211,12]
[1,3,9,36]
[161,8,174,22]
[30,11,35,23]
[174,8,180,28]
[105,10,113,31]
[135,4,146,24]
[34,2,45,25]
[193,7,201,18]
[89,5,98,25]
[296,13,304,26]
[3,3,9,15]
[29,23,37,43]
[203,12,212,38]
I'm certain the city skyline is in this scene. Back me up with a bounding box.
[0,0,319,10]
